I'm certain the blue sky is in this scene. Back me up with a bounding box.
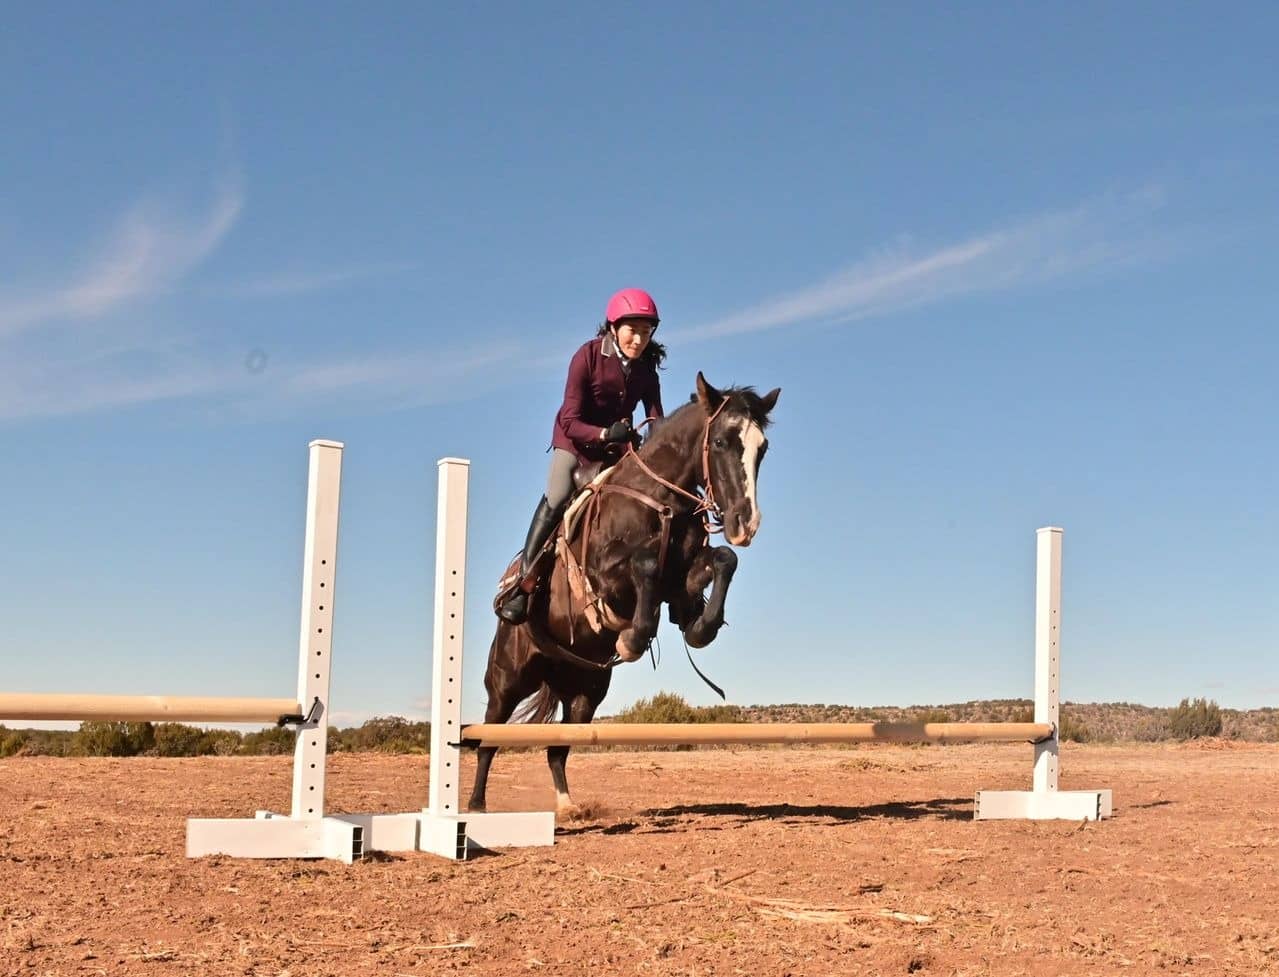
[3,4,1277,728]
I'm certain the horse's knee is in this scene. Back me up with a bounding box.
[711,547,738,573]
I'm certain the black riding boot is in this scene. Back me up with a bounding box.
[496,496,563,624]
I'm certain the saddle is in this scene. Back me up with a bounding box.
[491,462,620,623]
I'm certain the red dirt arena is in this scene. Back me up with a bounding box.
[3,740,1277,977]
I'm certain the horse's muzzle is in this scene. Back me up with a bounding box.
[725,504,761,547]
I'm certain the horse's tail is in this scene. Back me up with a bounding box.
[511,683,558,725]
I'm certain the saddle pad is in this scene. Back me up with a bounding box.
[562,463,619,540]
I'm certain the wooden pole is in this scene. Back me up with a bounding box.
[460,721,1054,748]
[0,693,302,724]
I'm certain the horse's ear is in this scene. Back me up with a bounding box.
[760,387,781,414]
[695,371,724,412]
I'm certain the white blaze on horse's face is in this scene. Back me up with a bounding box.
[726,416,767,546]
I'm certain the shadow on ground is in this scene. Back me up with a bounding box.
[556,797,972,837]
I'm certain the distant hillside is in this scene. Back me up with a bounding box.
[731,700,1279,743]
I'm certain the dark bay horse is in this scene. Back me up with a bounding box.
[468,372,780,815]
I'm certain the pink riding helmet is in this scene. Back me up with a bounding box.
[605,287,660,326]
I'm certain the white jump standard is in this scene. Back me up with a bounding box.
[973,527,1113,821]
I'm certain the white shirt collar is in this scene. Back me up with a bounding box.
[603,333,631,373]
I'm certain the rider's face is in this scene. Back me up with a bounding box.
[613,320,655,359]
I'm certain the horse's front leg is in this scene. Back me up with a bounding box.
[614,551,661,662]
[681,545,738,648]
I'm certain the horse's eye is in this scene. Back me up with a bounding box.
[713,437,725,448]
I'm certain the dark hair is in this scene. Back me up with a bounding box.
[597,321,667,369]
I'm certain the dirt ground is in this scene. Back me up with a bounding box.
[2,742,1278,977]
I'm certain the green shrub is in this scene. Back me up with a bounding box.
[916,708,953,724]
[612,692,745,725]
[241,726,297,755]
[1133,715,1172,742]
[73,721,155,757]
[203,730,243,756]
[1,730,30,757]
[1169,697,1222,740]
[333,716,430,753]
[153,723,209,757]
[1059,712,1092,743]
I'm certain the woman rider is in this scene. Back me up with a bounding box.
[496,287,666,625]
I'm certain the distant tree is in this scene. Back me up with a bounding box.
[1169,698,1222,740]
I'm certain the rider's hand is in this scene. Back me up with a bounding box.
[602,419,634,443]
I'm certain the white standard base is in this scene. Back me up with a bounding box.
[974,789,1113,821]
[343,811,557,860]
[186,812,365,863]
[417,811,557,860]
[186,810,555,863]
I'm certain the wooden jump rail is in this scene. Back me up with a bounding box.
[459,721,1056,748]
[0,693,308,725]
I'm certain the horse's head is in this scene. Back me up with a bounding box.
[695,372,780,547]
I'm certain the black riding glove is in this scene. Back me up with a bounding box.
[602,419,634,443]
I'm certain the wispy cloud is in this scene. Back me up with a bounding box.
[0,337,525,422]
[0,177,244,339]
[0,184,1188,423]
[0,167,449,422]
[219,260,419,298]
[674,188,1179,343]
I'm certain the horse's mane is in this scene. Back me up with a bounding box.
[643,385,774,451]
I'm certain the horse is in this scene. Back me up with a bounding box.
[467,372,780,815]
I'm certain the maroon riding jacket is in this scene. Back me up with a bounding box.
[552,335,664,463]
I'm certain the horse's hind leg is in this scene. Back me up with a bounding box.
[467,627,545,813]
[469,678,543,811]
[547,684,609,817]
[681,545,738,648]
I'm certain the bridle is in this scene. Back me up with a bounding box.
[622,397,730,536]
